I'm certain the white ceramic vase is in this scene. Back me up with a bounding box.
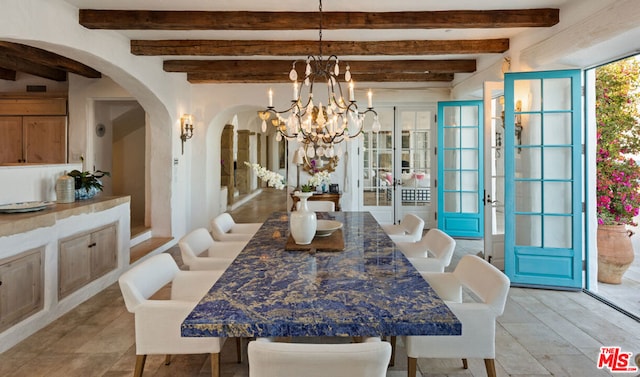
[290,192,317,245]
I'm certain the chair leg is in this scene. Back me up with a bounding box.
[407,357,417,377]
[133,355,146,377]
[164,355,172,365]
[236,337,242,363]
[462,358,468,369]
[484,359,497,377]
[211,352,220,377]
[389,336,396,367]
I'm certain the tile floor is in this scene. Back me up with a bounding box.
[1,189,639,377]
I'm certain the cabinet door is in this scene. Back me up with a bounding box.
[59,234,92,298]
[0,248,44,332]
[0,116,23,163]
[23,116,67,163]
[90,224,117,279]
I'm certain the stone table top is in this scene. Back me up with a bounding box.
[182,211,461,338]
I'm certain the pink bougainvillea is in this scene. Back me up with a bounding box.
[596,57,640,226]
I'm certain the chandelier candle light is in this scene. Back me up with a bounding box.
[258,0,381,161]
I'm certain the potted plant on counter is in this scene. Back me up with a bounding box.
[68,169,110,200]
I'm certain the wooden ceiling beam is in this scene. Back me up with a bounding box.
[0,42,101,79]
[80,9,559,30]
[187,71,454,83]
[164,59,476,74]
[133,39,508,56]
[0,54,67,81]
[0,67,16,81]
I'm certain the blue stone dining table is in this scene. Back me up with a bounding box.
[181,211,461,339]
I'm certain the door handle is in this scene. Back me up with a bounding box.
[485,194,498,204]
[483,190,497,205]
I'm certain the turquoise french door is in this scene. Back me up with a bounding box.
[437,101,484,237]
[504,70,582,289]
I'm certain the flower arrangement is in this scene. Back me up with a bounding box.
[596,57,640,226]
[244,162,286,190]
[307,170,331,187]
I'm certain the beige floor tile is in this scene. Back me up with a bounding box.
[495,325,550,375]
[535,354,611,377]
[501,323,582,356]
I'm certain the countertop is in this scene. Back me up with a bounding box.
[0,196,130,238]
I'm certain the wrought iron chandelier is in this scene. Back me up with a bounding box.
[258,0,380,160]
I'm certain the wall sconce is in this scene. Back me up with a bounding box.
[514,100,523,153]
[499,97,523,154]
[180,114,194,154]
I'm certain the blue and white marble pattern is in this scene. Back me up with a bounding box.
[182,212,461,338]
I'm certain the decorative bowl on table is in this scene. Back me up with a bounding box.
[315,220,343,237]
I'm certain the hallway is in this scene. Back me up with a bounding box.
[0,190,638,376]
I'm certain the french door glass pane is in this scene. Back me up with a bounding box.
[460,106,479,126]
[516,181,541,213]
[443,107,459,126]
[444,172,460,190]
[543,78,572,111]
[461,150,478,169]
[543,216,572,248]
[519,147,542,179]
[543,182,572,214]
[444,150,459,168]
[543,147,572,180]
[444,128,459,148]
[461,128,478,148]
[525,114,542,146]
[461,193,478,213]
[515,79,542,111]
[445,192,460,212]
[543,113,572,145]
[461,171,478,191]
[516,214,542,247]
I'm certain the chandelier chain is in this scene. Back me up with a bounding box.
[318,0,323,60]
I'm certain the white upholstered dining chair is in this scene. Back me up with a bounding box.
[395,228,456,272]
[381,213,424,243]
[211,212,262,242]
[248,337,391,377]
[118,253,235,377]
[296,200,335,212]
[404,254,510,377]
[179,227,246,271]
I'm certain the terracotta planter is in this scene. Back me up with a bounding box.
[597,224,635,284]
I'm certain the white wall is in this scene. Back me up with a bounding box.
[0,164,81,203]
